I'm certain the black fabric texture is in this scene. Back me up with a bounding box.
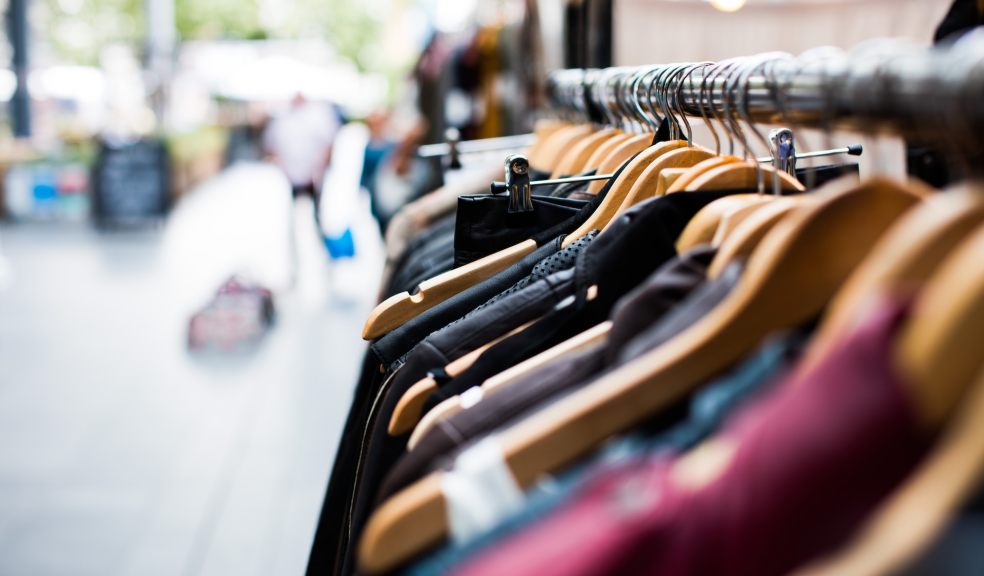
[370,239,560,368]
[605,245,717,363]
[378,342,608,501]
[616,260,745,365]
[421,188,739,413]
[452,194,588,268]
[386,214,456,297]
[370,150,645,367]
[377,246,729,499]
[384,269,577,428]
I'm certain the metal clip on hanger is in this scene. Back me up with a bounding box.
[770,128,796,177]
[503,154,534,213]
[491,157,614,195]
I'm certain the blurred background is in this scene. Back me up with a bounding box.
[0,1,956,575]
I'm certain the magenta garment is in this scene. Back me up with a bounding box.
[452,297,930,576]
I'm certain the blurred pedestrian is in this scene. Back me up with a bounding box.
[263,92,341,226]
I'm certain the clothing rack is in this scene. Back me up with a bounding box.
[546,33,984,146]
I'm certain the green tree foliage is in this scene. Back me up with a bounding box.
[39,0,387,73]
[40,0,146,65]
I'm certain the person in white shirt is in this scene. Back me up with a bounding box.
[263,92,341,202]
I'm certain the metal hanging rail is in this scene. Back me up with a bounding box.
[545,33,984,143]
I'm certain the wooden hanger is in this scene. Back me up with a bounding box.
[407,321,614,450]
[362,241,539,339]
[664,156,743,193]
[387,319,536,435]
[390,138,688,431]
[525,120,570,164]
[579,132,633,173]
[656,167,688,196]
[585,134,655,194]
[614,145,717,210]
[796,183,979,377]
[713,197,793,246]
[549,128,621,178]
[683,160,806,193]
[896,219,984,428]
[706,197,803,277]
[358,180,921,573]
[530,124,595,172]
[675,194,775,253]
[561,140,689,247]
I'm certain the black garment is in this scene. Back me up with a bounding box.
[384,214,457,298]
[617,260,745,365]
[307,150,647,576]
[420,188,740,413]
[453,194,588,268]
[391,233,597,399]
[370,150,645,368]
[378,246,720,499]
[906,0,983,188]
[388,215,457,296]
[605,244,717,361]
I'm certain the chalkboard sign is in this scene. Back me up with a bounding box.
[92,137,169,226]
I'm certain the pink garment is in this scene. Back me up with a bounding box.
[453,297,929,576]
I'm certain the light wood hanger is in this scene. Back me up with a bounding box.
[656,167,688,196]
[676,194,775,253]
[796,184,979,377]
[683,160,806,193]
[408,321,613,450]
[561,139,688,248]
[530,124,595,172]
[585,134,655,194]
[615,145,717,210]
[525,120,570,164]
[549,128,621,178]
[579,132,633,173]
[665,156,742,193]
[713,197,794,246]
[707,197,803,277]
[387,319,536,435]
[896,220,984,428]
[358,180,921,573]
[362,241,539,339]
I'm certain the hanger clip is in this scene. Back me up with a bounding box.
[769,128,796,177]
[503,154,534,213]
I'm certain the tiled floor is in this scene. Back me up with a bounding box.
[0,163,382,575]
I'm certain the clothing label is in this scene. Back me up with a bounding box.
[440,435,525,544]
